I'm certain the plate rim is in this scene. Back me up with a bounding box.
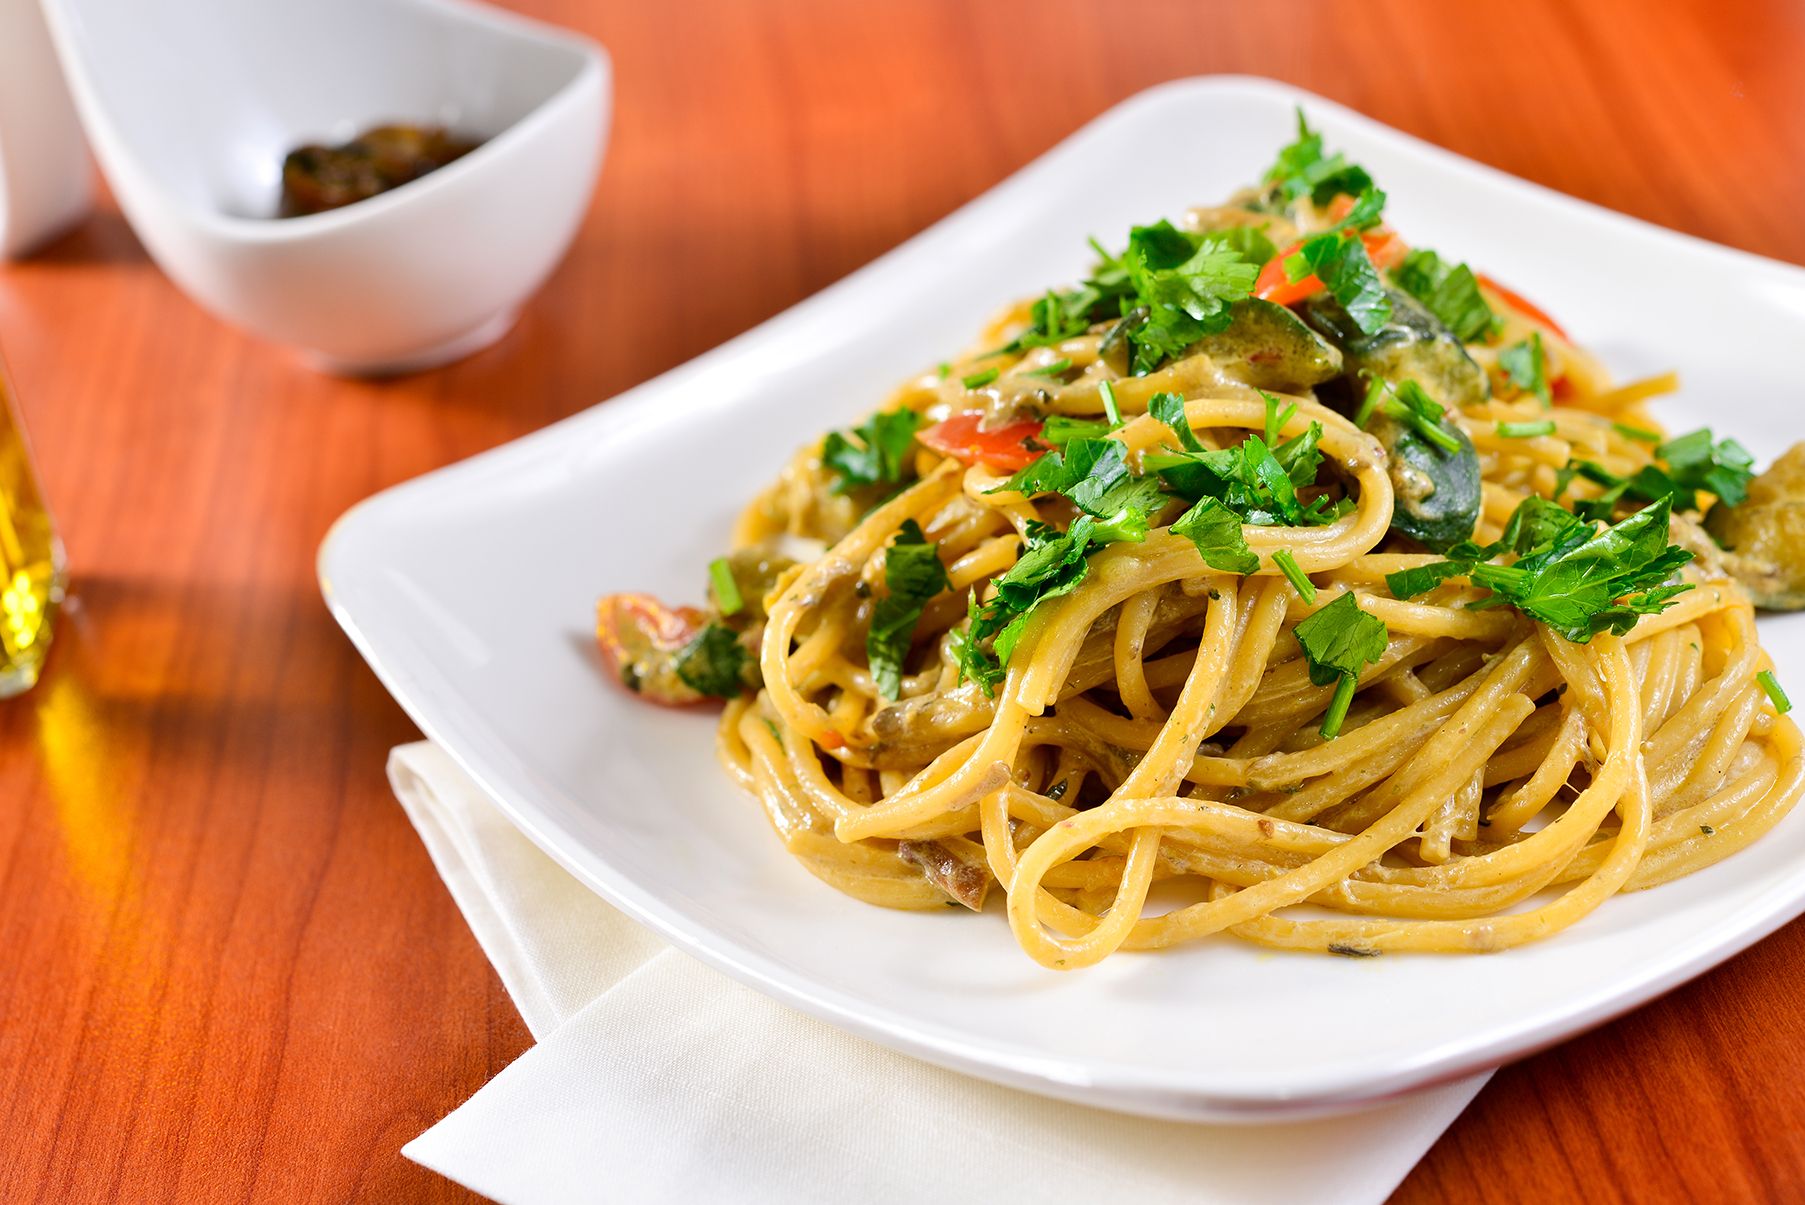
[320,73,1805,1121]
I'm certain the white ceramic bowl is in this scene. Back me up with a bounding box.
[40,0,608,374]
[0,0,91,259]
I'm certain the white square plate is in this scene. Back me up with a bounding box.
[321,77,1805,1121]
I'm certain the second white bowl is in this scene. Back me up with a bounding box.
[42,0,609,374]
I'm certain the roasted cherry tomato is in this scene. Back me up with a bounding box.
[595,593,709,706]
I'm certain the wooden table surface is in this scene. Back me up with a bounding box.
[5,1,1804,1200]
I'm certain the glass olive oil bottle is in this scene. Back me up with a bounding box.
[0,353,64,696]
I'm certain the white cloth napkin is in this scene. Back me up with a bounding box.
[390,741,1488,1205]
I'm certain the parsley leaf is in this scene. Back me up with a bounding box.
[822,408,921,494]
[993,437,1166,532]
[1204,225,1278,269]
[1273,420,1328,491]
[1146,387,1336,522]
[951,591,1006,695]
[1392,248,1497,342]
[866,520,951,700]
[1294,592,1389,687]
[985,250,1136,359]
[1503,496,1584,552]
[674,624,752,698]
[1565,428,1755,515]
[1657,428,1756,509]
[1119,221,1260,374]
[1499,333,1550,407]
[956,506,1155,694]
[1150,391,1206,452]
[1382,558,1474,600]
[1292,592,1388,739]
[1288,226,1390,335]
[992,520,1097,619]
[1386,495,1694,642]
[1172,496,1259,574]
[1332,187,1388,232]
[1264,108,1375,206]
[1145,422,1337,527]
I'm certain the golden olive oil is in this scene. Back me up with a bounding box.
[0,360,64,696]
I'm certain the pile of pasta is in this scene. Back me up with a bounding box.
[714,294,1803,971]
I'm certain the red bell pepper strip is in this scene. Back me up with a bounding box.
[1255,228,1408,307]
[918,413,1046,471]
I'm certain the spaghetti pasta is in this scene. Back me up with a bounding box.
[605,118,1804,969]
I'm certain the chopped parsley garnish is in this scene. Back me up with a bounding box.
[1117,220,1262,374]
[823,408,920,494]
[1385,495,1694,643]
[1359,378,1463,454]
[1272,548,1316,602]
[1758,669,1792,715]
[1145,431,1337,526]
[974,254,1125,363]
[987,268,1136,359]
[1657,428,1755,509]
[1500,333,1551,407]
[1285,205,1391,336]
[1380,558,1472,600]
[992,436,1166,533]
[1263,108,1374,206]
[951,591,1006,696]
[867,520,951,700]
[1392,248,1497,342]
[1172,495,1258,574]
[674,624,751,698]
[961,436,1176,694]
[1145,394,1338,526]
[1293,592,1389,739]
[1497,420,1556,439]
[1151,391,1206,452]
[1206,225,1279,270]
[962,367,999,390]
[1001,223,1261,377]
[708,556,743,616]
[1026,357,1072,377]
[957,510,1152,694]
[1564,428,1755,515]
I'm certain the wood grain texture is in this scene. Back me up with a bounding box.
[1,0,1801,1201]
